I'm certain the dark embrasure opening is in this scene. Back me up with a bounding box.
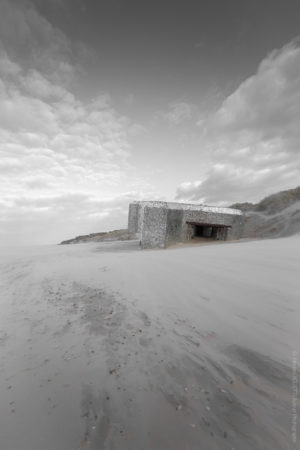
[186,221,231,241]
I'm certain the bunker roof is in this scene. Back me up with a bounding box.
[131,201,242,216]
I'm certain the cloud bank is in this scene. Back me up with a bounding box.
[0,0,151,245]
[176,40,300,205]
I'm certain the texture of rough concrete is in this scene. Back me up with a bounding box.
[128,203,140,239]
[141,206,168,249]
[128,201,244,249]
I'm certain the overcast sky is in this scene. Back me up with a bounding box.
[1,0,300,245]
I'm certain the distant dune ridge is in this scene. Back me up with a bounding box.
[59,229,129,245]
[59,186,300,244]
[230,186,300,239]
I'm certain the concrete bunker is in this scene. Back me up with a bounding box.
[128,201,244,249]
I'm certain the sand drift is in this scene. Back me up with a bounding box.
[0,237,299,449]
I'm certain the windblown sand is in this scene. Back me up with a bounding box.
[0,237,299,449]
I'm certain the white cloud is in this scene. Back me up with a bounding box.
[176,40,300,205]
[0,1,154,245]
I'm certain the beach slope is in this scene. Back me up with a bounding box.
[0,237,299,449]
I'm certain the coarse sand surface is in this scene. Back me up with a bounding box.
[0,236,299,449]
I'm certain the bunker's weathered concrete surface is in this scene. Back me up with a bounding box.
[128,201,244,248]
[127,203,140,239]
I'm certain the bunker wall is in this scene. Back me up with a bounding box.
[128,203,140,238]
[165,209,184,246]
[141,206,168,249]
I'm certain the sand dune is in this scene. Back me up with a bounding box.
[0,237,299,449]
[231,186,300,239]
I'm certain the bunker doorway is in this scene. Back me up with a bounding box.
[186,222,231,241]
[195,225,214,238]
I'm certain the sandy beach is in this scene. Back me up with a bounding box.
[0,237,299,449]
